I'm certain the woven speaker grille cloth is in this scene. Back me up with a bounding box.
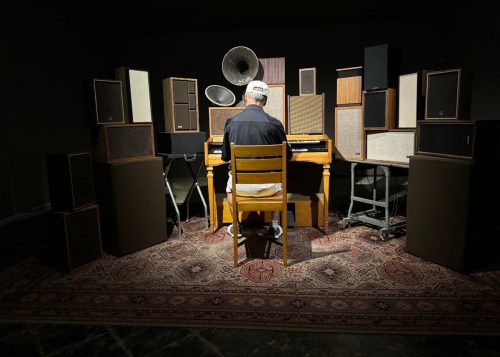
[335,107,363,160]
[289,95,324,134]
[366,131,415,163]
[266,85,285,127]
[209,107,245,136]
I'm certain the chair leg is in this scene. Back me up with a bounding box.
[233,211,239,268]
[282,209,287,267]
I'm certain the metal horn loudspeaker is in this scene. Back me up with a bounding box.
[222,46,259,86]
[205,85,236,107]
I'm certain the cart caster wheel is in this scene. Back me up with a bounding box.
[379,232,389,241]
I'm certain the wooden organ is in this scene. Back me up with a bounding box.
[204,134,332,232]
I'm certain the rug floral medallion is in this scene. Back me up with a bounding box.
[1,212,499,335]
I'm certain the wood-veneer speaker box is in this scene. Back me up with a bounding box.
[115,67,153,123]
[46,152,96,211]
[48,204,103,273]
[256,57,286,84]
[424,68,471,120]
[334,106,365,160]
[94,123,155,163]
[336,66,363,106]
[208,107,245,136]
[163,77,199,132]
[93,79,125,124]
[299,68,316,95]
[363,88,396,130]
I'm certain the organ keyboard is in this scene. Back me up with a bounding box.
[204,134,332,232]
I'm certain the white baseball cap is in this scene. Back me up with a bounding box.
[245,80,269,97]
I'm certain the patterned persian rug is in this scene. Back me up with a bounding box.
[1,212,500,335]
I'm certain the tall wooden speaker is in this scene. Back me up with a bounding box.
[406,155,499,271]
[94,157,167,256]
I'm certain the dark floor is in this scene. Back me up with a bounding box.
[1,209,500,356]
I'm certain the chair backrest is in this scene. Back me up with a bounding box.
[230,142,287,190]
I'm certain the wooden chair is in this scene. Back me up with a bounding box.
[230,142,288,267]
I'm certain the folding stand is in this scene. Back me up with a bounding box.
[341,160,408,240]
[160,153,209,238]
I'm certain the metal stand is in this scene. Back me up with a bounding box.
[341,161,408,240]
[160,153,209,238]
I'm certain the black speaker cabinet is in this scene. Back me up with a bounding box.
[256,57,286,84]
[406,155,499,271]
[115,67,153,123]
[363,44,401,91]
[94,157,167,256]
[288,94,324,134]
[94,123,155,163]
[415,119,500,161]
[425,68,472,120]
[363,89,396,130]
[48,204,103,273]
[156,132,206,155]
[336,66,363,106]
[163,77,199,132]
[334,106,364,160]
[398,70,430,128]
[299,68,316,95]
[93,79,125,124]
[46,152,95,211]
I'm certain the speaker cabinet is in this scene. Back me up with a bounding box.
[115,67,153,123]
[425,68,472,120]
[156,132,206,155]
[366,130,415,164]
[163,77,199,132]
[406,155,499,271]
[46,152,95,211]
[94,157,167,256]
[256,57,286,84]
[363,43,401,91]
[93,79,125,124]
[288,94,324,134]
[299,68,316,95]
[48,204,103,272]
[336,66,363,106]
[94,123,155,163]
[266,84,286,128]
[208,107,245,136]
[334,106,365,160]
[415,119,500,161]
[363,89,396,130]
[398,71,429,128]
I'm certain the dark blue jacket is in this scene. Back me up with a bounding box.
[221,105,292,162]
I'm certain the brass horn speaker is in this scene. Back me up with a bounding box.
[222,46,259,86]
[205,85,236,106]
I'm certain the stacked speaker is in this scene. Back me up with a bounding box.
[288,67,325,134]
[405,67,499,271]
[92,70,167,256]
[45,152,103,272]
[362,44,415,164]
[334,66,364,160]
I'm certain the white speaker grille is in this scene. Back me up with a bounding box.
[334,106,364,160]
[366,130,415,163]
[398,72,418,128]
[266,84,286,129]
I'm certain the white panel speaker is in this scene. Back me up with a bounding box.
[299,68,316,95]
[366,130,415,164]
[398,71,428,128]
[334,106,364,160]
[115,68,153,123]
